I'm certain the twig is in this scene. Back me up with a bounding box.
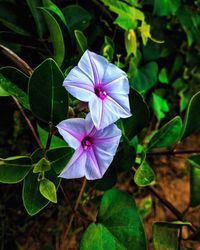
[61,178,87,248]
[0,44,33,75]
[147,149,200,156]
[12,97,43,149]
[148,186,183,220]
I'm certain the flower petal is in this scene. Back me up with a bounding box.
[63,66,95,102]
[78,50,108,84]
[56,118,86,149]
[85,123,121,180]
[88,96,103,129]
[103,68,129,95]
[59,146,86,179]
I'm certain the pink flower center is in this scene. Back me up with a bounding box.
[82,136,93,150]
[94,85,107,100]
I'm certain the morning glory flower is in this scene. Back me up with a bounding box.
[56,114,121,180]
[63,50,131,130]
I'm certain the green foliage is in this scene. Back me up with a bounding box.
[153,0,181,16]
[74,30,88,53]
[81,189,147,250]
[130,62,158,94]
[122,89,149,140]
[182,91,200,139]
[0,156,32,183]
[39,178,57,203]
[148,116,182,149]
[134,161,155,187]
[0,67,29,109]
[188,155,200,207]
[28,58,68,124]
[151,93,169,120]
[40,7,65,66]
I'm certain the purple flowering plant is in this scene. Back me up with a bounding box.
[1,0,200,249]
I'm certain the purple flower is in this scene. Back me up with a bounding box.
[56,114,121,180]
[63,50,131,130]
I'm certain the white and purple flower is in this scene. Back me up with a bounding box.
[63,50,131,130]
[56,114,121,180]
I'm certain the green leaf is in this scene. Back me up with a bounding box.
[151,93,169,120]
[148,116,182,149]
[0,156,32,184]
[28,58,68,124]
[158,68,169,84]
[23,168,60,216]
[37,124,67,148]
[101,0,144,30]
[122,89,149,140]
[26,0,47,38]
[0,67,29,109]
[137,195,152,218]
[40,7,65,66]
[101,36,114,62]
[62,5,92,31]
[182,91,200,139]
[0,85,9,96]
[130,62,158,94]
[42,0,67,25]
[134,161,155,187]
[153,221,189,250]
[33,157,51,173]
[188,156,200,207]
[125,29,137,56]
[39,178,57,203]
[74,30,87,53]
[153,0,180,16]
[81,188,147,250]
[46,147,74,174]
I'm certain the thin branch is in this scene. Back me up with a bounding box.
[12,97,43,149]
[147,149,200,156]
[61,178,87,247]
[0,44,33,76]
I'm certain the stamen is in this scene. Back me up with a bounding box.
[94,85,107,100]
[82,136,92,150]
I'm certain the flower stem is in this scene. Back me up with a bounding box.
[12,96,43,149]
[61,178,87,246]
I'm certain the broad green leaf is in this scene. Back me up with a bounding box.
[101,36,114,62]
[26,0,47,38]
[0,156,32,184]
[39,178,57,203]
[81,189,147,250]
[33,157,51,173]
[153,221,190,250]
[122,89,149,140]
[74,30,87,53]
[37,124,67,148]
[62,5,92,31]
[151,93,169,120]
[130,62,158,93]
[134,161,155,186]
[102,0,144,30]
[148,116,182,149]
[0,85,9,96]
[42,0,67,25]
[0,67,29,109]
[40,7,65,66]
[182,91,200,138]
[153,0,180,16]
[189,159,200,207]
[125,29,137,56]
[46,147,74,174]
[28,58,68,124]
[23,168,60,216]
